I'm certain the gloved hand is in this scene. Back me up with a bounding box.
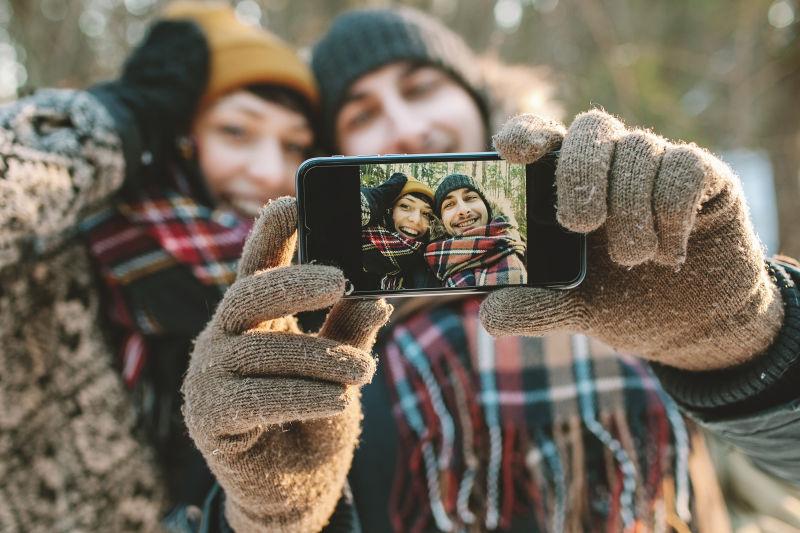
[182,197,392,532]
[361,172,408,226]
[480,111,784,371]
[88,19,209,185]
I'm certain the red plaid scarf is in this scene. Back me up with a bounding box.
[380,299,696,532]
[80,170,251,387]
[362,226,424,289]
[424,217,526,287]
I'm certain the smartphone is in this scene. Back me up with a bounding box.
[296,151,586,297]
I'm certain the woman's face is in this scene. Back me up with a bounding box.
[392,193,433,239]
[440,188,489,236]
[192,90,313,216]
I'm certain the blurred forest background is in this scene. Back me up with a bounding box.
[361,160,526,233]
[1,0,798,255]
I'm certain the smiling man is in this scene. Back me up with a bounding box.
[424,173,526,287]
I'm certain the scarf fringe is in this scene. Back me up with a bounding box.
[385,309,694,532]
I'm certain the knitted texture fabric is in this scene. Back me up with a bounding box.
[0,90,167,531]
[310,6,490,147]
[163,1,318,109]
[481,111,784,371]
[88,19,209,187]
[182,197,392,532]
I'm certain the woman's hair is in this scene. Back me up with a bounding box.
[244,83,319,154]
[405,191,434,207]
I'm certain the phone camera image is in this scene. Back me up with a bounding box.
[297,152,586,297]
[360,160,528,291]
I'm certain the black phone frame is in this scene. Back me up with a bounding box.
[296,151,586,298]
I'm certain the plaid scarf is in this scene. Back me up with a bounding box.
[80,169,251,387]
[382,298,696,532]
[424,217,526,287]
[362,226,424,290]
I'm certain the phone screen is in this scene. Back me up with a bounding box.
[298,152,585,297]
[360,159,529,290]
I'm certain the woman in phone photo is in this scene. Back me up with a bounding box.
[425,173,527,287]
[361,172,444,289]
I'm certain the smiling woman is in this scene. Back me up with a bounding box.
[360,172,440,289]
[193,86,314,215]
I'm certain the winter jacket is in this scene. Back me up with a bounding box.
[0,90,167,531]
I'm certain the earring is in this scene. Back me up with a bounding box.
[177,136,195,160]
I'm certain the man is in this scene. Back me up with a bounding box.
[425,173,527,287]
[182,6,800,532]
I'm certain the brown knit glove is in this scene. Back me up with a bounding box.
[182,197,392,532]
[481,111,784,371]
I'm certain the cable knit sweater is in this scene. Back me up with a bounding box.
[0,89,166,532]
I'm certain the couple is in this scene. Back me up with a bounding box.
[2,1,800,532]
[362,172,527,289]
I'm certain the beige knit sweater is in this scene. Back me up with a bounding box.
[0,89,167,532]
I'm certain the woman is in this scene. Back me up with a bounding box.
[0,2,319,530]
[360,172,443,289]
[425,173,527,287]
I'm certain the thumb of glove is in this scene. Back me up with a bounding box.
[480,286,588,337]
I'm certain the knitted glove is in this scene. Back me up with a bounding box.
[361,172,408,226]
[480,111,784,371]
[182,197,392,532]
[88,20,209,185]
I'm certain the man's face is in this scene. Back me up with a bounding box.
[440,187,489,236]
[335,61,486,156]
[193,90,313,216]
[392,193,432,239]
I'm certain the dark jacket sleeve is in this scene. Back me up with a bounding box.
[0,89,126,268]
[652,258,800,485]
[193,483,362,533]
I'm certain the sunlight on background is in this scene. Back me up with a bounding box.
[0,0,796,255]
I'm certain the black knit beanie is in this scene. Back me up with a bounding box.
[434,173,492,218]
[311,7,491,150]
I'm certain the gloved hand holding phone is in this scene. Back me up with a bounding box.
[481,110,784,371]
[182,197,392,532]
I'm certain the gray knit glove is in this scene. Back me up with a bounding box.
[480,111,784,371]
[182,197,392,532]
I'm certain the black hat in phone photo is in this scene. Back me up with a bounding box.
[434,173,492,218]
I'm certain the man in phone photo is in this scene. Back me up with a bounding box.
[425,172,527,287]
[179,5,800,533]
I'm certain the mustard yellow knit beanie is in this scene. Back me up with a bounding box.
[163,1,318,109]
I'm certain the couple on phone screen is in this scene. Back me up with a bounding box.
[362,171,527,290]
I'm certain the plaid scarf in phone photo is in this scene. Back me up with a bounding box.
[362,225,425,290]
[424,216,527,287]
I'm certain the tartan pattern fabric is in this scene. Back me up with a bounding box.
[80,169,251,386]
[362,226,424,290]
[424,216,526,287]
[382,297,695,532]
